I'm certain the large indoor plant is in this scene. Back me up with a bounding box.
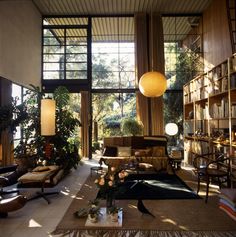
[13,85,81,173]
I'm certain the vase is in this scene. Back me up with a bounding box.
[106,190,115,211]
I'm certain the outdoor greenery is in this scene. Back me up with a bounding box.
[121,118,143,136]
[164,46,202,138]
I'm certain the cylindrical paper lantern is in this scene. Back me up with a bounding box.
[41,99,56,136]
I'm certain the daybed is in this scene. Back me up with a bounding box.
[100,136,173,173]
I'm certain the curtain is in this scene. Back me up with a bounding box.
[135,13,165,136]
[80,91,90,158]
[150,13,165,135]
[135,13,149,135]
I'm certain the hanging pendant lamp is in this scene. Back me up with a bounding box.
[139,71,167,97]
[139,12,167,97]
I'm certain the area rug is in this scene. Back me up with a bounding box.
[97,173,201,200]
[51,174,236,237]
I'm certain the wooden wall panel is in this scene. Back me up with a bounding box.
[203,0,232,69]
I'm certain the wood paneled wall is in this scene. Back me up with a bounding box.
[203,0,232,69]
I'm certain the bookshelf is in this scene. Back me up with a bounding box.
[183,54,236,178]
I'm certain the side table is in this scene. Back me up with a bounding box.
[169,156,183,170]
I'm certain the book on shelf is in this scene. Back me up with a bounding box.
[230,57,236,72]
[221,77,228,92]
[221,62,228,77]
[231,74,236,89]
[232,103,236,118]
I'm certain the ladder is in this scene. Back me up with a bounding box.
[226,0,236,53]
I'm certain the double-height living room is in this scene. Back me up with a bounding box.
[1,0,236,236]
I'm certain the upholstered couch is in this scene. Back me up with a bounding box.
[100,136,172,173]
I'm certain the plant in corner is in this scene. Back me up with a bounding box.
[121,118,143,136]
[51,86,81,173]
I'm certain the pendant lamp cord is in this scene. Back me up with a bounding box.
[150,10,154,72]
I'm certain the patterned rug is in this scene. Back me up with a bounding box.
[51,174,236,237]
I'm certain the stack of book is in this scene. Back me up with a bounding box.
[219,188,236,221]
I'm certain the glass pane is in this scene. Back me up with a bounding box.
[66,71,87,79]
[66,54,87,62]
[43,54,64,62]
[92,93,136,145]
[164,91,183,147]
[14,126,21,139]
[43,62,64,71]
[66,45,87,53]
[43,45,64,53]
[12,84,22,105]
[43,71,64,80]
[66,62,87,71]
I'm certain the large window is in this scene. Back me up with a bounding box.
[43,18,89,81]
[163,16,203,144]
[92,17,135,89]
[91,17,136,148]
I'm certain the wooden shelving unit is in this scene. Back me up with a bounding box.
[183,54,236,178]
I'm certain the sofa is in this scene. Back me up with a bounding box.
[100,136,172,173]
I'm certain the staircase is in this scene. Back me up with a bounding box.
[226,0,236,53]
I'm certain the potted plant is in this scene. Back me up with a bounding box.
[87,206,101,223]
[121,118,143,136]
[108,206,121,222]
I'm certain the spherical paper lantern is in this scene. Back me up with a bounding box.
[139,71,167,97]
[165,123,178,136]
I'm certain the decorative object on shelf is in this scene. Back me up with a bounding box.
[95,167,128,210]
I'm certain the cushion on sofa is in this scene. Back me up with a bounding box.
[103,146,117,157]
[117,146,131,157]
[133,148,152,157]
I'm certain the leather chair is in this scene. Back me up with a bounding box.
[193,153,231,203]
[0,164,27,196]
[0,195,27,218]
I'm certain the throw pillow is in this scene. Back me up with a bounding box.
[32,166,50,172]
[103,146,117,157]
[133,148,152,157]
[117,146,131,157]
[152,146,166,157]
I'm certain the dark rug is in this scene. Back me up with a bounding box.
[97,173,201,200]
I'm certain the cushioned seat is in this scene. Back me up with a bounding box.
[0,195,27,218]
[18,165,60,204]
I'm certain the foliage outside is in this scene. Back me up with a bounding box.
[121,118,143,136]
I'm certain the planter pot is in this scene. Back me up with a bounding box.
[88,214,98,223]
[110,212,118,222]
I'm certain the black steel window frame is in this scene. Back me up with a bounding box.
[42,22,92,92]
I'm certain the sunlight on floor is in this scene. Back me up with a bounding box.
[29,219,42,228]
